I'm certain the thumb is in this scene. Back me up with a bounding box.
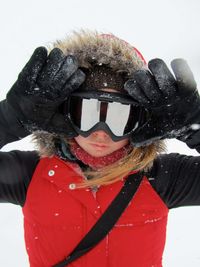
[49,113,78,138]
[131,120,164,147]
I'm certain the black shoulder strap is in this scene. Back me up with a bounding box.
[53,172,143,267]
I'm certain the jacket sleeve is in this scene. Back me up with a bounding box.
[148,150,200,209]
[0,99,39,206]
[0,100,30,149]
[0,150,39,206]
[147,128,200,208]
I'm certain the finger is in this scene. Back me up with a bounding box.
[20,47,48,82]
[148,58,177,97]
[133,70,162,104]
[131,120,164,147]
[49,113,78,137]
[51,55,79,91]
[38,48,66,84]
[171,58,197,91]
[124,79,150,106]
[61,69,86,97]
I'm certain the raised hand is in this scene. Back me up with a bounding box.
[6,47,85,137]
[125,58,200,147]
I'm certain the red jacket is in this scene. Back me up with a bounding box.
[23,156,169,267]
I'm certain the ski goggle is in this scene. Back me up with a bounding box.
[63,91,150,141]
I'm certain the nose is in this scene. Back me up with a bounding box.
[91,130,109,139]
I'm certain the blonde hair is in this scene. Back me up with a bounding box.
[75,142,165,189]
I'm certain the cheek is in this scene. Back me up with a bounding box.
[115,139,129,150]
[74,136,86,147]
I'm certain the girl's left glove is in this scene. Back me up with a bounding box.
[125,58,200,147]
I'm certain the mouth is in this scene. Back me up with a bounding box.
[90,143,109,148]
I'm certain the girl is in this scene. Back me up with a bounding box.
[1,30,200,267]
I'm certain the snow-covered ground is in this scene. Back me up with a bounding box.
[0,0,200,266]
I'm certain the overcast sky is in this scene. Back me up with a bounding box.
[0,0,200,266]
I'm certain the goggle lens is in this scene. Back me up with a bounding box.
[67,95,146,138]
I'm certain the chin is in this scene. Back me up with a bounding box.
[89,151,111,158]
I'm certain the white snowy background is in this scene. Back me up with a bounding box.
[0,0,200,266]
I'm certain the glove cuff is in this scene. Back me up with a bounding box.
[1,100,30,141]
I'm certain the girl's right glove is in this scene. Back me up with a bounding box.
[6,47,85,137]
[124,58,200,147]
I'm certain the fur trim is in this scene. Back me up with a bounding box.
[49,30,145,75]
[32,131,58,158]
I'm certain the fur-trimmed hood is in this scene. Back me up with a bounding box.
[49,30,145,74]
[32,30,164,159]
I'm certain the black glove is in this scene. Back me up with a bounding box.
[6,47,85,137]
[124,58,200,147]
